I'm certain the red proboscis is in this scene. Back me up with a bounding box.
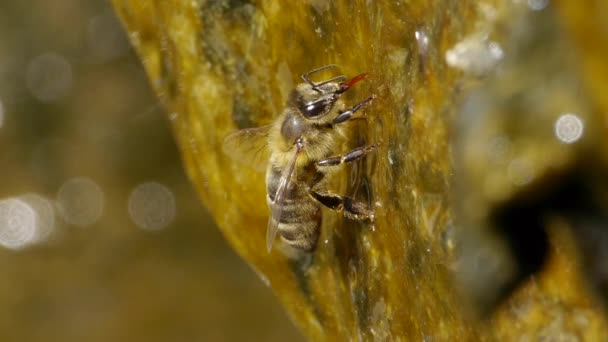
[343,72,369,88]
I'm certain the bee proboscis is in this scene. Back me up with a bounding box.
[224,64,376,253]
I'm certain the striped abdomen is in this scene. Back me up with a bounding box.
[266,166,321,251]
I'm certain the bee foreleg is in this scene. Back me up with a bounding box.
[333,95,376,124]
[317,145,377,168]
[309,190,374,221]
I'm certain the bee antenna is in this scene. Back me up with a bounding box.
[315,75,347,88]
[301,64,345,93]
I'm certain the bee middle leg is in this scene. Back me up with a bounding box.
[309,145,376,221]
[317,145,377,167]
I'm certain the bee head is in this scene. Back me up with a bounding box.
[290,82,341,120]
[291,66,368,121]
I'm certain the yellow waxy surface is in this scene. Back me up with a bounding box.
[113,0,608,339]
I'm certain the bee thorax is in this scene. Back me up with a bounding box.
[280,111,308,143]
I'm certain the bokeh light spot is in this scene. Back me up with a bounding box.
[26,52,73,102]
[0,199,37,250]
[554,113,584,144]
[56,177,105,227]
[19,194,56,244]
[128,182,176,231]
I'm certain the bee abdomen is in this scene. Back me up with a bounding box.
[266,165,322,251]
[268,194,322,251]
[280,215,321,251]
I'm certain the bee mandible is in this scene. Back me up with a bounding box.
[224,64,376,253]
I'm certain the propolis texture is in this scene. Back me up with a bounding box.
[113,0,608,339]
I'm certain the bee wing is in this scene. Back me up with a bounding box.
[266,143,304,253]
[222,125,273,172]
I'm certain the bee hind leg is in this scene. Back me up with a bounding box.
[309,190,375,221]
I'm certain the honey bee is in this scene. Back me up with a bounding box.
[224,65,376,253]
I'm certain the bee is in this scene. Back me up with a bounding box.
[224,65,376,253]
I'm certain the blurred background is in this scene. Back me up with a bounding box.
[0,1,301,341]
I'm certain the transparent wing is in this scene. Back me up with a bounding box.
[222,125,273,172]
[266,142,304,252]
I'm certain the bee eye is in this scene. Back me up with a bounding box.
[301,98,328,118]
